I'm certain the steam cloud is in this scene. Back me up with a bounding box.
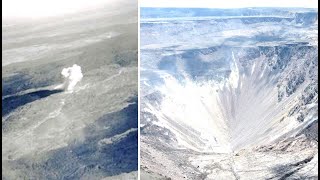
[61,64,83,92]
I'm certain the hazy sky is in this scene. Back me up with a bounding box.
[3,0,317,19]
[140,0,318,8]
[2,0,115,19]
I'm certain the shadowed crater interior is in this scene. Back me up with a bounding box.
[2,89,64,116]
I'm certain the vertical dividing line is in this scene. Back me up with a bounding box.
[137,0,141,179]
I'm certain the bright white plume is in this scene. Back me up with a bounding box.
[61,64,83,92]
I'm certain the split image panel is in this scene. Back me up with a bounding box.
[139,5,318,180]
[2,0,319,179]
[2,0,138,179]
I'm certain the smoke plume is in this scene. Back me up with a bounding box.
[61,64,83,92]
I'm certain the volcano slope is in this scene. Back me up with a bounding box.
[2,1,138,179]
[140,8,318,179]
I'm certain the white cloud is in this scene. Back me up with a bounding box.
[140,0,318,8]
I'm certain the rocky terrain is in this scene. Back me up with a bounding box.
[2,1,138,179]
[140,7,318,179]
